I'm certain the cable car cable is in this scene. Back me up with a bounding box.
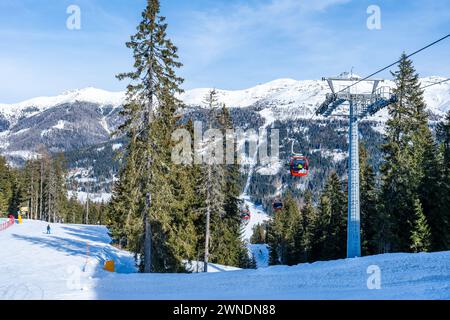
[310,34,450,120]
[420,78,450,89]
[335,34,450,95]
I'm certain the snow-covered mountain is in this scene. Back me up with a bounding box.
[2,76,449,122]
[182,76,450,117]
[0,77,449,165]
[0,87,124,115]
[0,87,124,128]
[0,88,125,163]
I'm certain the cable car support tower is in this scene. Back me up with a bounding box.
[316,75,397,258]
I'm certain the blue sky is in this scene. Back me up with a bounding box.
[0,0,449,103]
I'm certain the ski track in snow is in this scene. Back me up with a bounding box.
[241,196,270,242]
[1,219,449,300]
[239,111,272,245]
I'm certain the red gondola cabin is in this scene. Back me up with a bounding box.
[289,156,309,177]
[241,209,251,221]
[273,199,283,212]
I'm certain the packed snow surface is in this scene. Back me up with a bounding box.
[1,220,449,300]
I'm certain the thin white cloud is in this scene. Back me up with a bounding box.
[176,0,351,68]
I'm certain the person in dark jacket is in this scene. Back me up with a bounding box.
[46,224,51,234]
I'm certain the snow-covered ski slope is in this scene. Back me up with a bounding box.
[1,220,449,300]
[239,110,272,243]
[248,243,270,268]
[241,195,271,241]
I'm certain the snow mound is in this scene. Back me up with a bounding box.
[184,261,241,273]
[83,250,450,300]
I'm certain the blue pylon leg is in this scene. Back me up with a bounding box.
[347,101,361,258]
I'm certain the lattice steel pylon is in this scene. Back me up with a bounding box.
[316,74,397,258]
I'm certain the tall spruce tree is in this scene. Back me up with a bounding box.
[435,111,450,250]
[198,90,226,271]
[381,53,434,252]
[214,103,249,268]
[196,91,247,269]
[23,160,40,220]
[184,118,208,268]
[115,0,185,272]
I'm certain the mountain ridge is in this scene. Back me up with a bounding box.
[2,76,449,116]
[0,76,448,166]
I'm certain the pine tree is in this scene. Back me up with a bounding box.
[107,131,142,251]
[217,104,248,268]
[188,90,249,269]
[22,160,40,220]
[381,53,434,252]
[409,198,431,253]
[37,145,50,221]
[438,111,450,170]
[44,158,57,222]
[198,90,226,271]
[0,151,82,224]
[114,0,184,272]
[292,209,306,264]
[0,157,13,215]
[310,172,347,261]
[250,223,266,244]
[67,193,84,225]
[168,143,198,266]
[435,111,450,250]
[359,143,380,255]
[184,118,207,267]
[267,192,300,265]
[417,131,447,251]
[53,153,69,223]
[309,194,328,262]
[297,190,317,262]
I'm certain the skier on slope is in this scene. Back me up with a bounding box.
[46,224,51,234]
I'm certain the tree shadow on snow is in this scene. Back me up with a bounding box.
[60,226,110,244]
[12,233,99,258]
[12,233,136,276]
